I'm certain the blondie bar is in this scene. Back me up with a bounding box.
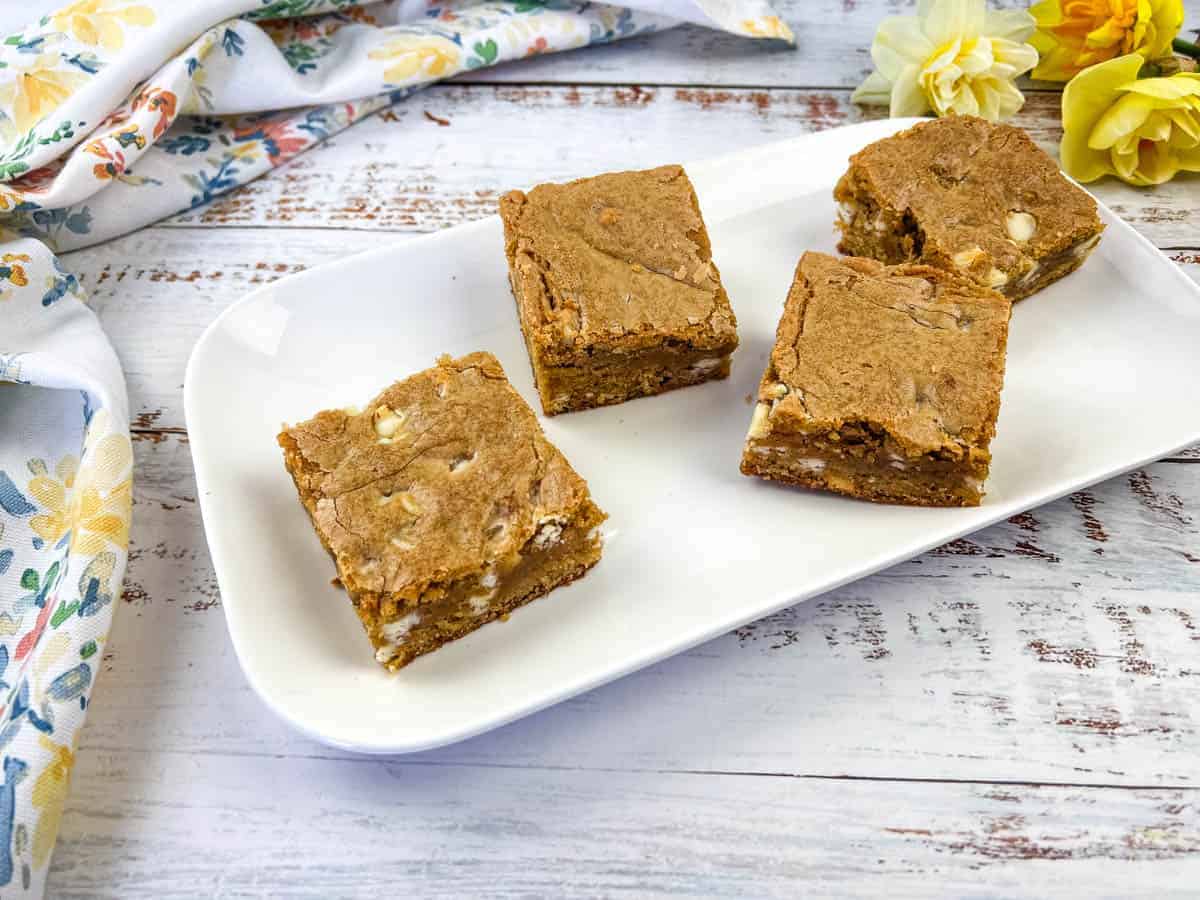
[500,165,739,415]
[741,253,1012,507]
[278,352,606,671]
[835,116,1103,301]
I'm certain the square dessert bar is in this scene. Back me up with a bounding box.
[278,352,607,671]
[741,253,1012,507]
[835,116,1104,301]
[500,165,739,415]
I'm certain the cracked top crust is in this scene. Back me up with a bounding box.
[278,352,595,600]
[836,116,1103,284]
[755,253,1011,457]
[500,165,738,362]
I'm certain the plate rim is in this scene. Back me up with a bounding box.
[184,118,1200,754]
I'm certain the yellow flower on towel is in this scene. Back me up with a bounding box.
[0,54,89,133]
[1061,53,1200,185]
[32,734,75,868]
[29,444,129,555]
[369,35,461,85]
[853,0,1039,121]
[739,16,795,42]
[1030,0,1183,82]
[50,0,156,52]
[28,454,80,546]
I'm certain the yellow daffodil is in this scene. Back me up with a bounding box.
[50,0,156,52]
[1030,0,1184,82]
[0,54,89,133]
[853,0,1039,121]
[1062,53,1200,185]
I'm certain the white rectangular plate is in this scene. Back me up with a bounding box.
[185,118,1200,753]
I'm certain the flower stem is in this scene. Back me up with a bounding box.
[1174,37,1200,60]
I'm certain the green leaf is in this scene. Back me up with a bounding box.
[50,600,78,628]
[80,640,97,659]
[20,569,37,592]
[473,39,498,65]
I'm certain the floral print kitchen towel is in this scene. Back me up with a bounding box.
[0,0,791,893]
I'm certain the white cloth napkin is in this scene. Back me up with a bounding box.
[0,0,790,893]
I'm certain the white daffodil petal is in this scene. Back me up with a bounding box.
[984,8,1036,43]
[956,38,994,76]
[851,70,894,106]
[991,77,1026,119]
[922,0,984,46]
[872,15,933,80]
[891,64,930,117]
[993,38,1039,75]
[864,0,1038,123]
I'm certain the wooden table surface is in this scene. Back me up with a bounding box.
[40,1,1200,896]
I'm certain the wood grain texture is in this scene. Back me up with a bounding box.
[47,753,1200,899]
[158,87,1197,248]
[45,0,1200,892]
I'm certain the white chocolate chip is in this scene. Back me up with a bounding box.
[747,402,771,440]
[689,357,723,373]
[380,612,420,643]
[1074,233,1102,257]
[480,571,498,590]
[951,246,987,270]
[532,516,566,550]
[766,383,788,400]
[390,535,414,550]
[1005,211,1037,243]
[397,492,421,515]
[986,267,1009,288]
[373,406,406,439]
[469,596,491,615]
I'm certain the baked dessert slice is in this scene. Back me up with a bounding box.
[500,165,739,415]
[278,352,607,671]
[834,116,1104,301]
[741,252,1012,507]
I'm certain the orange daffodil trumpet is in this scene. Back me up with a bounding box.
[852,0,1040,121]
[1030,0,1184,82]
[1061,53,1200,185]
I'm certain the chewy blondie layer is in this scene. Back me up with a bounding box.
[741,253,1012,507]
[500,165,739,415]
[835,116,1103,301]
[278,352,606,671]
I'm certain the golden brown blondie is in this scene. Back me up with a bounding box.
[278,352,606,671]
[835,116,1103,301]
[741,253,1012,507]
[500,165,738,415]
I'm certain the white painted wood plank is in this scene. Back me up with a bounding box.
[154,87,1197,249]
[47,750,1200,899]
[74,431,1200,786]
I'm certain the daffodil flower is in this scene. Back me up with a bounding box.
[1030,0,1184,82]
[1062,53,1200,185]
[853,0,1039,121]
